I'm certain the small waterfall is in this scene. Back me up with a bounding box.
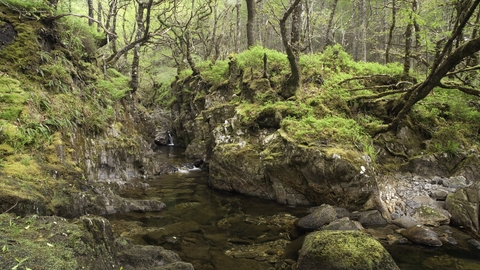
[167,131,174,146]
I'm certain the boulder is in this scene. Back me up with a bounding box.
[400,226,443,247]
[391,216,418,229]
[296,204,337,231]
[297,230,399,270]
[412,205,450,226]
[322,217,364,231]
[351,210,388,226]
[446,181,480,233]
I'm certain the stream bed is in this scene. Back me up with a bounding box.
[106,146,480,270]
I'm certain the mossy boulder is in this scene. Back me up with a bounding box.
[0,214,192,270]
[297,230,399,270]
[412,205,450,227]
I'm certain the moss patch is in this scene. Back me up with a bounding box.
[298,230,399,270]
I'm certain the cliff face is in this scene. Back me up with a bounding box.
[0,5,167,217]
[171,72,374,209]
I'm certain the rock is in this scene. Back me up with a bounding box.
[400,226,443,247]
[391,216,418,228]
[351,210,388,226]
[446,181,480,233]
[322,217,364,231]
[119,245,194,270]
[412,205,450,226]
[468,239,480,249]
[296,204,337,231]
[143,221,201,245]
[297,230,399,270]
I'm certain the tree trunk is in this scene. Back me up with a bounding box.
[280,0,302,99]
[385,0,396,63]
[130,2,146,92]
[360,0,367,61]
[246,0,256,48]
[130,0,154,92]
[390,37,480,130]
[403,20,413,75]
[97,1,102,32]
[324,0,339,49]
[236,0,241,52]
[87,0,94,26]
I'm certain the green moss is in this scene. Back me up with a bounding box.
[299,230,399,270]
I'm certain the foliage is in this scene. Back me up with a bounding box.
[1,0,51,10]
[236,46,289,76]
[281,115,370,148]
[96,68,130,100]
[197,60,229,85]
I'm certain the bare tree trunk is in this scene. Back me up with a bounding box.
[280,0,302,99]
[236,0,241,53]
[130,1,146,92]
[386,0,396,63]
[87,0,94,26]
[130,0,154,92]
[324,0,339,49]
[246,0,256,48]
[97,1,102,32]
[403,19,413,75]
[360,0,367,61]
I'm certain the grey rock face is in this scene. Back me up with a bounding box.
[446,181,480,233]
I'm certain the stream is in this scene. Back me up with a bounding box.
[107,146,480,270]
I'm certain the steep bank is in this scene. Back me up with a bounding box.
[0,4,191,269]
[170,46,480,234]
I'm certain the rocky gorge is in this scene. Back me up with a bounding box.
[1,3,480,269]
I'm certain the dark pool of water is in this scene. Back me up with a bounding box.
[107,146,480,270]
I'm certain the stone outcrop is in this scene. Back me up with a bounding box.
[296,230,399,270]
[446,180,480,234]
[171,76,374,208]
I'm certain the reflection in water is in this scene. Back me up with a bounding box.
[107,146,480,270]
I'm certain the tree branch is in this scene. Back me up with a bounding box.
[43,13,117,37]
[439,82,480,97]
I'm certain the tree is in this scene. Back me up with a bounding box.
[384,0,480,132]
[279,0,302,99]
[246,0,256,48]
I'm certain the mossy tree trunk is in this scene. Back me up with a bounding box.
[279,0,302,99]
[246,0,256,48]
[130,0,154,92]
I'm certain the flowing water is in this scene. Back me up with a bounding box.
[107,146,480,270]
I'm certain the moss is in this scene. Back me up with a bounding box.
[298,230,399,270]
[2,154,42,178]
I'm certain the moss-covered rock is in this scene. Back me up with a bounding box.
[0,214,192,270]
[297,230,399,270]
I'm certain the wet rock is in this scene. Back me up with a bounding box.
[400,226,443,247]
[297,230,399,270]
[119,245,194,270]
[412,205,450,226]
[143,221,201,245]
[296,204,337,231]
[439,236,458,245]
[322,217,364,231]
[351,210,388,226]
[468,239,480,249]
[446,180,480,233]
[391,216,418,228]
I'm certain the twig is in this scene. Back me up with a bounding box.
[2,201,18,214]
